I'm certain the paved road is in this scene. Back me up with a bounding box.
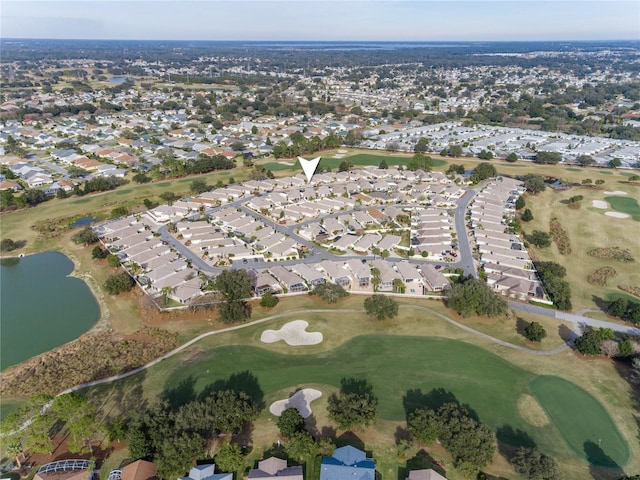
[452,188,478,277]
[508,301,640,335]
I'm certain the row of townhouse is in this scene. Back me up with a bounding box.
[410,207,455,257]
[470,177,547,302]
[95,215,204,304]
[250,257,449,297]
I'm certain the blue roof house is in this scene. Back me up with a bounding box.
[320,446,375,480]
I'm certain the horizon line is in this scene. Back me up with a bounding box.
[2,37,639,43]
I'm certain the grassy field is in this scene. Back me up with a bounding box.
[83,296,638,480]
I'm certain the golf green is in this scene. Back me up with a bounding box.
[161,335,628,464]
[530,376,629,465]
[604,196,640,221]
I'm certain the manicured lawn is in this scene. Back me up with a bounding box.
[530,376,629,466]
[0,397,25,420]
[604,196,640,221]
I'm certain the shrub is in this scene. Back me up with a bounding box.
[260,291,279,308]
[0,238,18,251]
[587,266,616,286]
[524,321,547,342]
[575,327,615,356]
[91,246,107,259]
[311,283,349,304]
[528,230,551,248]
[549,218,571,255]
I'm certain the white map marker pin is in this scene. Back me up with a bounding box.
[298,156,321,183]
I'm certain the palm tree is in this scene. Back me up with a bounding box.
[7,439,23,468]
[160,286,173,306]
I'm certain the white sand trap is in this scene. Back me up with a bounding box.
[337,149,348,154]
[333,154,345,159]
[604,191,628,195]
[270,388,322,418]
[278,161,294,165]
[592,200,608,209]
[605,211,630,218]
[261,320,323,346]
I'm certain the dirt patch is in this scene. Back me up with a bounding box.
[567,203,581,210]
[588,247,634,263]
[517,394,550,427]
[587,266,617,286]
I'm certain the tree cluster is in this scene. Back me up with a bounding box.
[522,174,546,194]
[471,163,497,182]
[608,298,640,324]
[575,326,616,356]
[272,132,340,159]
[534,261,572,310]
[446,276,508,317]
[534,151,562,164]
[510,447,561,480]
[408,403,496,475]
[128,389,260,479]
[104,271,135,295]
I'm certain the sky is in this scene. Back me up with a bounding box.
[1,0,639,42]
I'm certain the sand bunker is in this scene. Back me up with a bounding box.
[333,154,345,159]
[604,191,628,195]
[269,388,322,418]
[337,149,348,154]
[605,211,630,219]
[278,161,294,166]
[592,200,608,209]
[260,320,323,346]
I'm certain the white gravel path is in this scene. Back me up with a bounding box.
[260,320,323,346]
[592,200,608,209]
[605,211,630,218]
[603,191,628,195]
[269,388,322,418]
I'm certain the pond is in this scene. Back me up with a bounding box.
[107,76,134,83]
[70,216,98,228]
[0,252,101,370]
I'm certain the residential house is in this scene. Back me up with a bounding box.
[320,446,375,480]
[248,458,303,480]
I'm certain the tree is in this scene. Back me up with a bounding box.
[311,282,349,304]
[608,298,628,318]
[0,238,18,251]
[515,196,525,210]
[378,159,388,169]
[534,151,562,164]
[521,209,533,222]
[364,294,399,320]
[91,246,107,259]
[506,152,518,163]
[407,153,434,172]
[609,158,622,168]
[414,137,430,153]
[286,431,318,463]
[523,174,546,194]
[471,162,497,182]
[52,393,104,454]
[278,407,306,438]
[511,447,561,480]
[524,322,547,342]
[327,378,377,431]
[528,230,552,248]
[595,179,605,186]
[104,271,135,295]
[159,191,178,205]
[436,403,495,473]
[215,441,245,473]
[576,155,595,167]
[478,150,493,160]
[132,173,152,184]
[448,145,463,157]
[575,327,616,355]
[157,433,206,480]
[260,291,279,308]
[190,179,210,194]
[338,160,353,172]
[446,277,508,318]
[71,227,98,245]
[208,390,260,434]
[408,408,441,445]
[214,269,253,323]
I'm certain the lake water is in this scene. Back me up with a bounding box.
[0,252,101,370]
[107,77,133,83]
